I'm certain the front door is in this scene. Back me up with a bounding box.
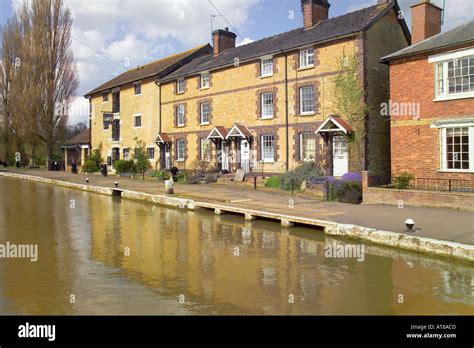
[240,139,250,173]
[221,141,229,172]
[333,136,348,177]
[165,144,171,170]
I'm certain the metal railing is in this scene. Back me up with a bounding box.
[391,176,474,193]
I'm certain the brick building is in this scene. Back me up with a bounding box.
[86,0,410,177]
[157,0,410,176]
[382,0,474,181]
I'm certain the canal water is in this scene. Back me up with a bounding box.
[0,176,472,315]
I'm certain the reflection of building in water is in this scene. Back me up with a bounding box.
[88,196,474,315]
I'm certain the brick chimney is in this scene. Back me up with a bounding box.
[411,0,443,44]
[301,0,330,29]
[212,27,236,56]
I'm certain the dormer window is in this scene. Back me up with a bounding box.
[176,79,185,94]
[300,48,315,68]
[200,73,210,89]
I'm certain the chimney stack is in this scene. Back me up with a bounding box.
[301,0,330,29]
[212,27,236,56]
[411,0,443,44]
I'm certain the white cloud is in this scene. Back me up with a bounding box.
[11,0,261,97]
[237,37,255,46]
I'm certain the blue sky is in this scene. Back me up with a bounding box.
[1,0,473,124]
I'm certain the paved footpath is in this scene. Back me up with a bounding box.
[3,169,474,246]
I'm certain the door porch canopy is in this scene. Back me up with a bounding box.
[226,124,253,140]
[316,115,354,136]
[207,126,229,144]
[154,133,172,144]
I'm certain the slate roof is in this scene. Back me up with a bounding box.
[382,20,474,62]
[62,129,90,146]
[85,44,212,96]
[162,0,408,81]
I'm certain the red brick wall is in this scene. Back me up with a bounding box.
[390,52,474,181]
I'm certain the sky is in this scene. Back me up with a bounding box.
[1,0,474,124]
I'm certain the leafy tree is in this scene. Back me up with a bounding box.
[132,139,151,179]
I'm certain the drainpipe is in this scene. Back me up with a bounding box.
[155,81,162,133]
[282,50,289,172]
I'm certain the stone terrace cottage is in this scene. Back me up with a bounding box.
[85,45,212,168]
[157,0,410,176]
[382,1,474,183]
[86,0,411,177]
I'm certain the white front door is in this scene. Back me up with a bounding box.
[165,146,171,170]
[221,142,230,171]
[333,136,348,177]
[240,139,250,173]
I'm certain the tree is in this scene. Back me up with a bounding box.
[30,0,78,166]
[132,139,152,179]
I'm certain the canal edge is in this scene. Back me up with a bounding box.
[1,172,473,263]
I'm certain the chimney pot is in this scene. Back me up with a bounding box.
[301,0,330,29]
[411,0,443,44]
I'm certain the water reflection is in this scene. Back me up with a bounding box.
[0,177,472,315]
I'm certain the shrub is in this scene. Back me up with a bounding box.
[394,172,414,189]
[265,176,280,188]
[278,162,325,191]
[82,160,100,173]
[341,172,362,182]
[325,173,362,204]
[150,170,170,181]
[204,173,217,184]
[113,160,135,174]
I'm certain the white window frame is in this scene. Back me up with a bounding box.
[123,148,130,160]
[261,134,275,163]
[430,49,474,101]
[200,102,210,125]
[299,85,315,115]
[176,105,185,127]
[300,132,317,161]
[176,79,185,94]
[439,125,474,173]
[200,73,210,89]
[299,48,315,69]
[134,113,142,128]
[200,138,211,162]
[260,57,273,77]
[176,139,185,162]
[102,92,109,103]
[261,92,274,119]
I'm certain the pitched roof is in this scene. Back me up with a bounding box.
[85,44,212,96]
[382,20,474,62]
[163,0,407,81]
[62,129,90,146]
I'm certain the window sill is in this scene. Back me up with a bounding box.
[175,125,186,128]
[199,123,210,126]
[134,126,142,129]
[199,87,210,91]
[176,159,185,163]
[298,65,315,72]
[434,94,474,102]
[176,91,185,95]
[298,112,315,116]
[259,74,273,79]
[260,116,274,120]
[438,169,474,173]
[134,94,142,97]
[262,160,275,164]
